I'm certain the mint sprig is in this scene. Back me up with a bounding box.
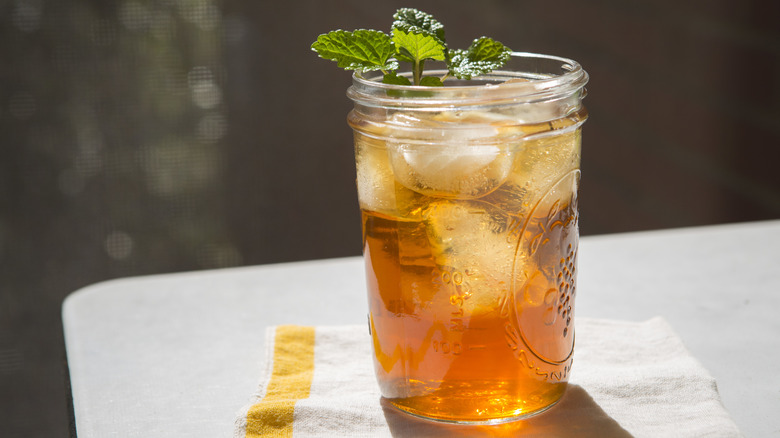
[311,8,512,86]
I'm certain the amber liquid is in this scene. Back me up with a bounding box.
[354,108,585,422]
[364,201,578,421]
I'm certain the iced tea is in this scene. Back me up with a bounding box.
[348,55,588,423]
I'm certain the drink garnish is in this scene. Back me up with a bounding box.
[311,8,512,86]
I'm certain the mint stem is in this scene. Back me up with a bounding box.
[413,59,423,85]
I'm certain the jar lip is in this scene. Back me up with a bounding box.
[348,52,588,108]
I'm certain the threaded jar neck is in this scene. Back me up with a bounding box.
[347,52,588,123]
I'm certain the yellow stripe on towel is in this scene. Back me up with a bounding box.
[246,325,316,438]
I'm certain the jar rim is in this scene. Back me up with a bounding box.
[347,52,588,109]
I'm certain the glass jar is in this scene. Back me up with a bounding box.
[348,53,588,423]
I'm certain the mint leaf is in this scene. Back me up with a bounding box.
[391,28,446,84]
[419,76,444,87]
[448,37,512,79]
[392,8,446,46]
[391,28,446,64]
[311,29,398,72]
[382,72,412,86]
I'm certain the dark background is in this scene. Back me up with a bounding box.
[1,0,779,435]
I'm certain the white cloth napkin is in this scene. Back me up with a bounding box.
[234,317,742,437]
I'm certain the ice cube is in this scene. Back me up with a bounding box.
[423,199,519,312]
[354,131,433,219]
[504,129,580,203]
[385,112,518,199]
[354,132,398,214]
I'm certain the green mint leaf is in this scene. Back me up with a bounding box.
[391,28,446,63]
[448,37,512,79]
[382,72,412,85]
[311,29,398,72]
[392,8,446,46]
[392,28,447,85]
[419,76,444,87]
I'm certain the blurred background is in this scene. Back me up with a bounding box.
[1,0,778,435]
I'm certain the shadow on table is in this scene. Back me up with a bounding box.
[381,384,633,437]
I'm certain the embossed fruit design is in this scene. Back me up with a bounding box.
[509,170,579,366]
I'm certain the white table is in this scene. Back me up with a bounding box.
[63,220,780,437]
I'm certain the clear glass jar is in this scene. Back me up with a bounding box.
[348,52,588,423]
